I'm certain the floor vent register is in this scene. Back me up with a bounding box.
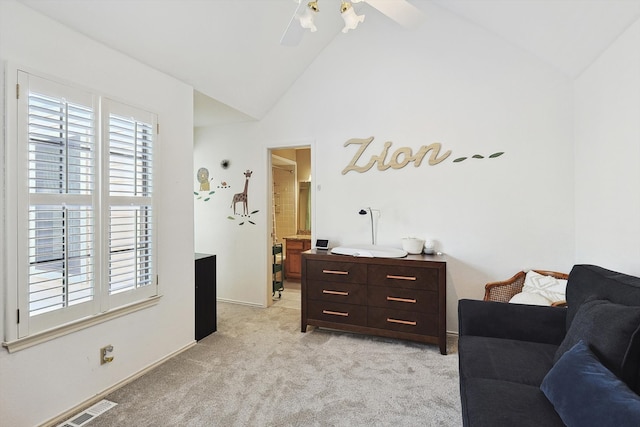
[58,399,117,427]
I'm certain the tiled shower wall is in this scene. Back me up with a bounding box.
[273,167,296,244]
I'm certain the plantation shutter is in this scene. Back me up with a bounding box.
[13,71,159,340]
[105,101,157,305]
[22,73,98,332]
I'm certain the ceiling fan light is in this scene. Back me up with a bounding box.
[340,2,365,33]
[299,1,319,32]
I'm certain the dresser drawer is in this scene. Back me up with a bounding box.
[368,264,439,290]
[307,301,367,327]
[368,307,438,336]
[307,280,367,305]
[286,239,305,250]
[367,286,438,313]
[305,260,367,284]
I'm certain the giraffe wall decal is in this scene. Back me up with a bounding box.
[231,170,252,215]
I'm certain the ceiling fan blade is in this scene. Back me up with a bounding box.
[280,1,306,46]
[357,0,425,30]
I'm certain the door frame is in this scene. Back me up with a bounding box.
[265,142,314,307]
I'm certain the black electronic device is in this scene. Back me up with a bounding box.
[315,239,329,250]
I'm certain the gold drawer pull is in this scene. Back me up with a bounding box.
[323,269,349,275]
[323,310,349,317]
[323,290,349,296]
[387,296,417,304]
[387,318,417,326]
[386,274,417,281]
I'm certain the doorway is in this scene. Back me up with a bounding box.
[269,146,312,309]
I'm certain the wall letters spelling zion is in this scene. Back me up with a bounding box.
[341,136,503,174]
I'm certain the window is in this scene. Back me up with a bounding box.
[14,71,158,339]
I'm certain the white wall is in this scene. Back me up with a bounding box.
[574,17,640,276]
[194,124,268,306]
[0,2,195,425]
[195,4,575,332]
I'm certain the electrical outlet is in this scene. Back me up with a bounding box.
[100,345,114,365]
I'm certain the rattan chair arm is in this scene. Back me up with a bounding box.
[483,270,569,304]
[483,271,527,303]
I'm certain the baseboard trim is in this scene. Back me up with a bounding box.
[40,341,197,427]
[217,297,264,308]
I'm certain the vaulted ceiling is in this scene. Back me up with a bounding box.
[19,0,640,126]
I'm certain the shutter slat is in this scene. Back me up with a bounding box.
[28,201,94,316]
[28,90,94,197]
[108,203,153,294]
[108,114,153,197]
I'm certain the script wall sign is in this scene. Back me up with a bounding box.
[342,136,503,174]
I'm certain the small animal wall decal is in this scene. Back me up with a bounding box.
[197,167,212,191]
[194,167,215,201]
[228,169,259,226]
[231,170,252,215]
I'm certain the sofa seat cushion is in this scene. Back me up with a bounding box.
[459,335,557,386]
[460,378,564,427]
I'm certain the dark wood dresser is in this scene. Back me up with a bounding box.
[301,249,447,354]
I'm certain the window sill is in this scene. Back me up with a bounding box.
[2,295,161,353]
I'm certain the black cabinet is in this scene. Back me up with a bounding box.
[195,253,216,340]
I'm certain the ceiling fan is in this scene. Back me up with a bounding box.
[280,0,425,46]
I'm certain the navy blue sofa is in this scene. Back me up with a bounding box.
[458,265,640,427]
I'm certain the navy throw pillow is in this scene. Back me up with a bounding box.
[554,297,640,388]
[542,340,640,427]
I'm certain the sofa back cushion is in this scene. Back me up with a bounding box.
[565,265,640,391]
[554,297,640,388]
[566,265,640,327]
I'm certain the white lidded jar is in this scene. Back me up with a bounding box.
[424,239,435,255]
[402,237,425,254]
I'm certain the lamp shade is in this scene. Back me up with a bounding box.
[341,2,365,33]
[299,1,319,32]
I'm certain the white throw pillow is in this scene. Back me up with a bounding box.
[509,292,553,306]
[521,270,567,302]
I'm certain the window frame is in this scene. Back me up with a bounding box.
[3,69,160,349]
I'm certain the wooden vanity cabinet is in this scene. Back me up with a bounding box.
[301,250,447,354]
[284,236,312,280]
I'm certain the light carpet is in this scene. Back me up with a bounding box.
[88,301,461,426]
